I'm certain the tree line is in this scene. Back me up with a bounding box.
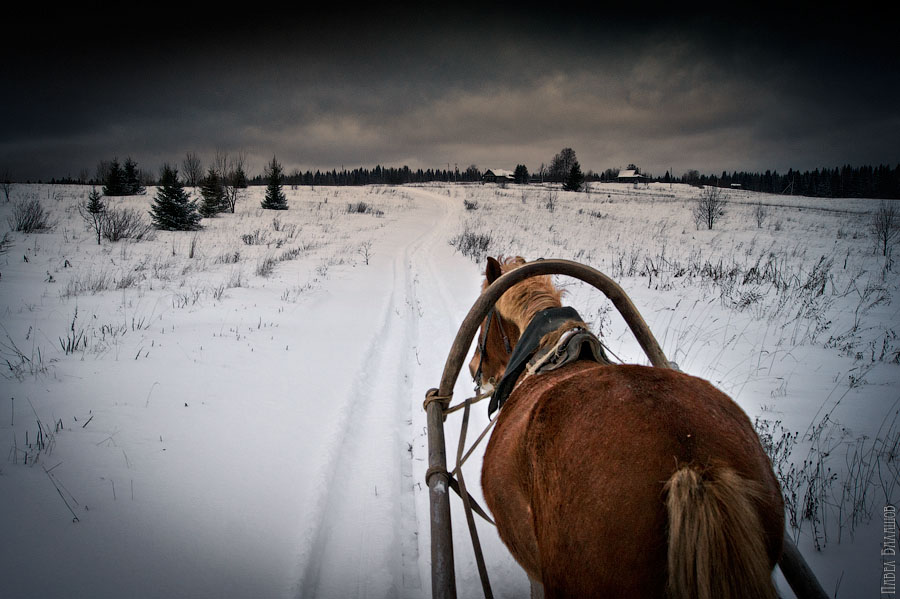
[28,154,900,200]
[252,164,486,187]
[694,164,900,199]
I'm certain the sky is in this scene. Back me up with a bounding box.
[3,7,898,182]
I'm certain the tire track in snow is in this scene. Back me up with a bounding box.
[297,193,457,598]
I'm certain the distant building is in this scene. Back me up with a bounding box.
[482,169,515,184]
[616,169,649,183]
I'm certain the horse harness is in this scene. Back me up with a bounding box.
[485,306,611,415]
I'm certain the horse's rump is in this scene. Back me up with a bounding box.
[482,362,784,598]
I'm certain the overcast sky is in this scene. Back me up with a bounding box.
[3,7,898,181]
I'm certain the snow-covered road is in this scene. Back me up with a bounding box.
[295,187,476,597]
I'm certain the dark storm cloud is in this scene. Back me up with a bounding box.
[2,7,898,181]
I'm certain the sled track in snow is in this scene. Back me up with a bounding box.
[297,191,457,599]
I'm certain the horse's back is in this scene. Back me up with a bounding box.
[482,362,783,598]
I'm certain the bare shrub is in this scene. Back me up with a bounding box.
[226,269,244,288]
[61,270,113,297]
[182,151,202,187]
[8,198,54,232]
[59,309,87,355]
[103,207,154,242]
[545,190,557,212]
[269,216,298,239]
[116,269,143,290]
[215,250,241,264]
[358,240,373,265]
[241,229,268,245]
[692,186,727,230]
[346,201,384,217]
[278,247,303,262]
[871,202,898,257]
[255,256,277,277]
[1,171,12,202]
[754,202,768,228]
[450,227,493,261]
[1,325,52,381]
[189,234,200,259]
[211,283,227,301]
[463,199,479,211]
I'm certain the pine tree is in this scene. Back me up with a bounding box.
[150,165,201,230]
[514,164,530,184]
[103,158,127,196]
[87,187,104,213]
[563,161,585,192]
[78,187,106,244]
[199,168,226,217]
[123,157,146,195]
[261,156,287,210]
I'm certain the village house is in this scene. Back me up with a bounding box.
[616,168,650,184]
[482,168,515,184]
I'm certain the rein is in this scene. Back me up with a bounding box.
[472,307,512,392]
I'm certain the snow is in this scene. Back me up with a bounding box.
[0,181,897,598]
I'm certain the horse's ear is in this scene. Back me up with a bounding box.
[486,256,503,284]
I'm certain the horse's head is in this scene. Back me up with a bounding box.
[469,255,568,389]
[468,256,524,389]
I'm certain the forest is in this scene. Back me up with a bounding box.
[37,160,900,200]
[684,164,900,199]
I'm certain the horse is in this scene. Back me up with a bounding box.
[470,256,785,599]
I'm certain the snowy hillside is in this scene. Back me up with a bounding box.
[0,182,897,598]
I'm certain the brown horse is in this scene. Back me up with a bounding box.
[470,256,784,599]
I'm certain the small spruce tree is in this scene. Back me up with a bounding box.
[150,165,202,230]
[123,157,146,195]
[261,156,287,210]
[78,187,106,244]
[563,161,585,192]
[231,165,248,189]
[514,164,530,184]
[199,168,226,217]
[103,158,127,196]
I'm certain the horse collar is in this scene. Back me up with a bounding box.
[488,306,608,416]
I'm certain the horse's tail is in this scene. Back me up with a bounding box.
[664,465,776,599]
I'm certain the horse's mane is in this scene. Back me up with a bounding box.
[491,256,564,329]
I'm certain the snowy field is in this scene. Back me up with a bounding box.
[0,181,897,598]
